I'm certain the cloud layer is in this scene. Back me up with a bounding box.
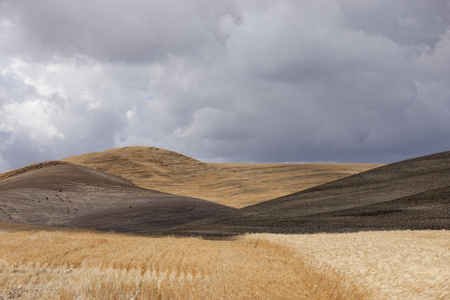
[1,0,450,171]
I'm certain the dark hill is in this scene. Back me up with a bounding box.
[0,162,236,233]
[168,151,450,236]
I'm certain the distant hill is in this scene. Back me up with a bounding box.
[1,147,447,236]
[63,146,380,208]
[169,151,450,236]
[0,162,235,233]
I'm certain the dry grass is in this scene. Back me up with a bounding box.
[0,223,366,300]
[211,162,382,194]
[2,224,447,299]
[258,230,450,299]
[63,146,382,208]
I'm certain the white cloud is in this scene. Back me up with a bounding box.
[0,99,65,142]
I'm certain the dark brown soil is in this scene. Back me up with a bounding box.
[167,151,450,236]
[0,163,236,234]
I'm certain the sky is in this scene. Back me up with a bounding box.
[1,0,450,171]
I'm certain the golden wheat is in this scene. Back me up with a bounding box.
[0,223,366,299]
[256,230,450,299]
[63,146,381,207]
[4,223,446,299]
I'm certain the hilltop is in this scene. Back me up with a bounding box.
[63,146,380,208]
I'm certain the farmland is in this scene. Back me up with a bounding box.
[0,223,365,299]
[1,223,448,299]
[1,147,449,299]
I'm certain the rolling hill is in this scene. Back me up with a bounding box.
[63,146,381,208]
[0,162,235,233]
[168,151,450,236]
[2,147,447,236]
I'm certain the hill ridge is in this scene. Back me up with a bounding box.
[63,146,381,208]
[0,160,69,181]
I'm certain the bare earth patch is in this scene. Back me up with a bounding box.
[0,164,235,233]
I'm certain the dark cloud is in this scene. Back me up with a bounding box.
[1,0,450,171]
[0,0,237,63]
[340,0,450,46]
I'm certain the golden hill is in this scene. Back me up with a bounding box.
[63,146,382,208]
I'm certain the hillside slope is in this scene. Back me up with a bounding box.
[169,151,450,236]
[0,163,235,233]
[63,146,381,208]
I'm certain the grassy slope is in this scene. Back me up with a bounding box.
[211,162,382,195]
[63,146,382,208]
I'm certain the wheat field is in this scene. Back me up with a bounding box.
[1,224,449,299]
[259,230,450,299]
[0,223,366,299]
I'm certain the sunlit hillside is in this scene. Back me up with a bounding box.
[63,146,382,208]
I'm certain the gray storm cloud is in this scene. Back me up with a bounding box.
[0,0,450,171]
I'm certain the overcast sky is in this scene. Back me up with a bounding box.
[1,0,450,171]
